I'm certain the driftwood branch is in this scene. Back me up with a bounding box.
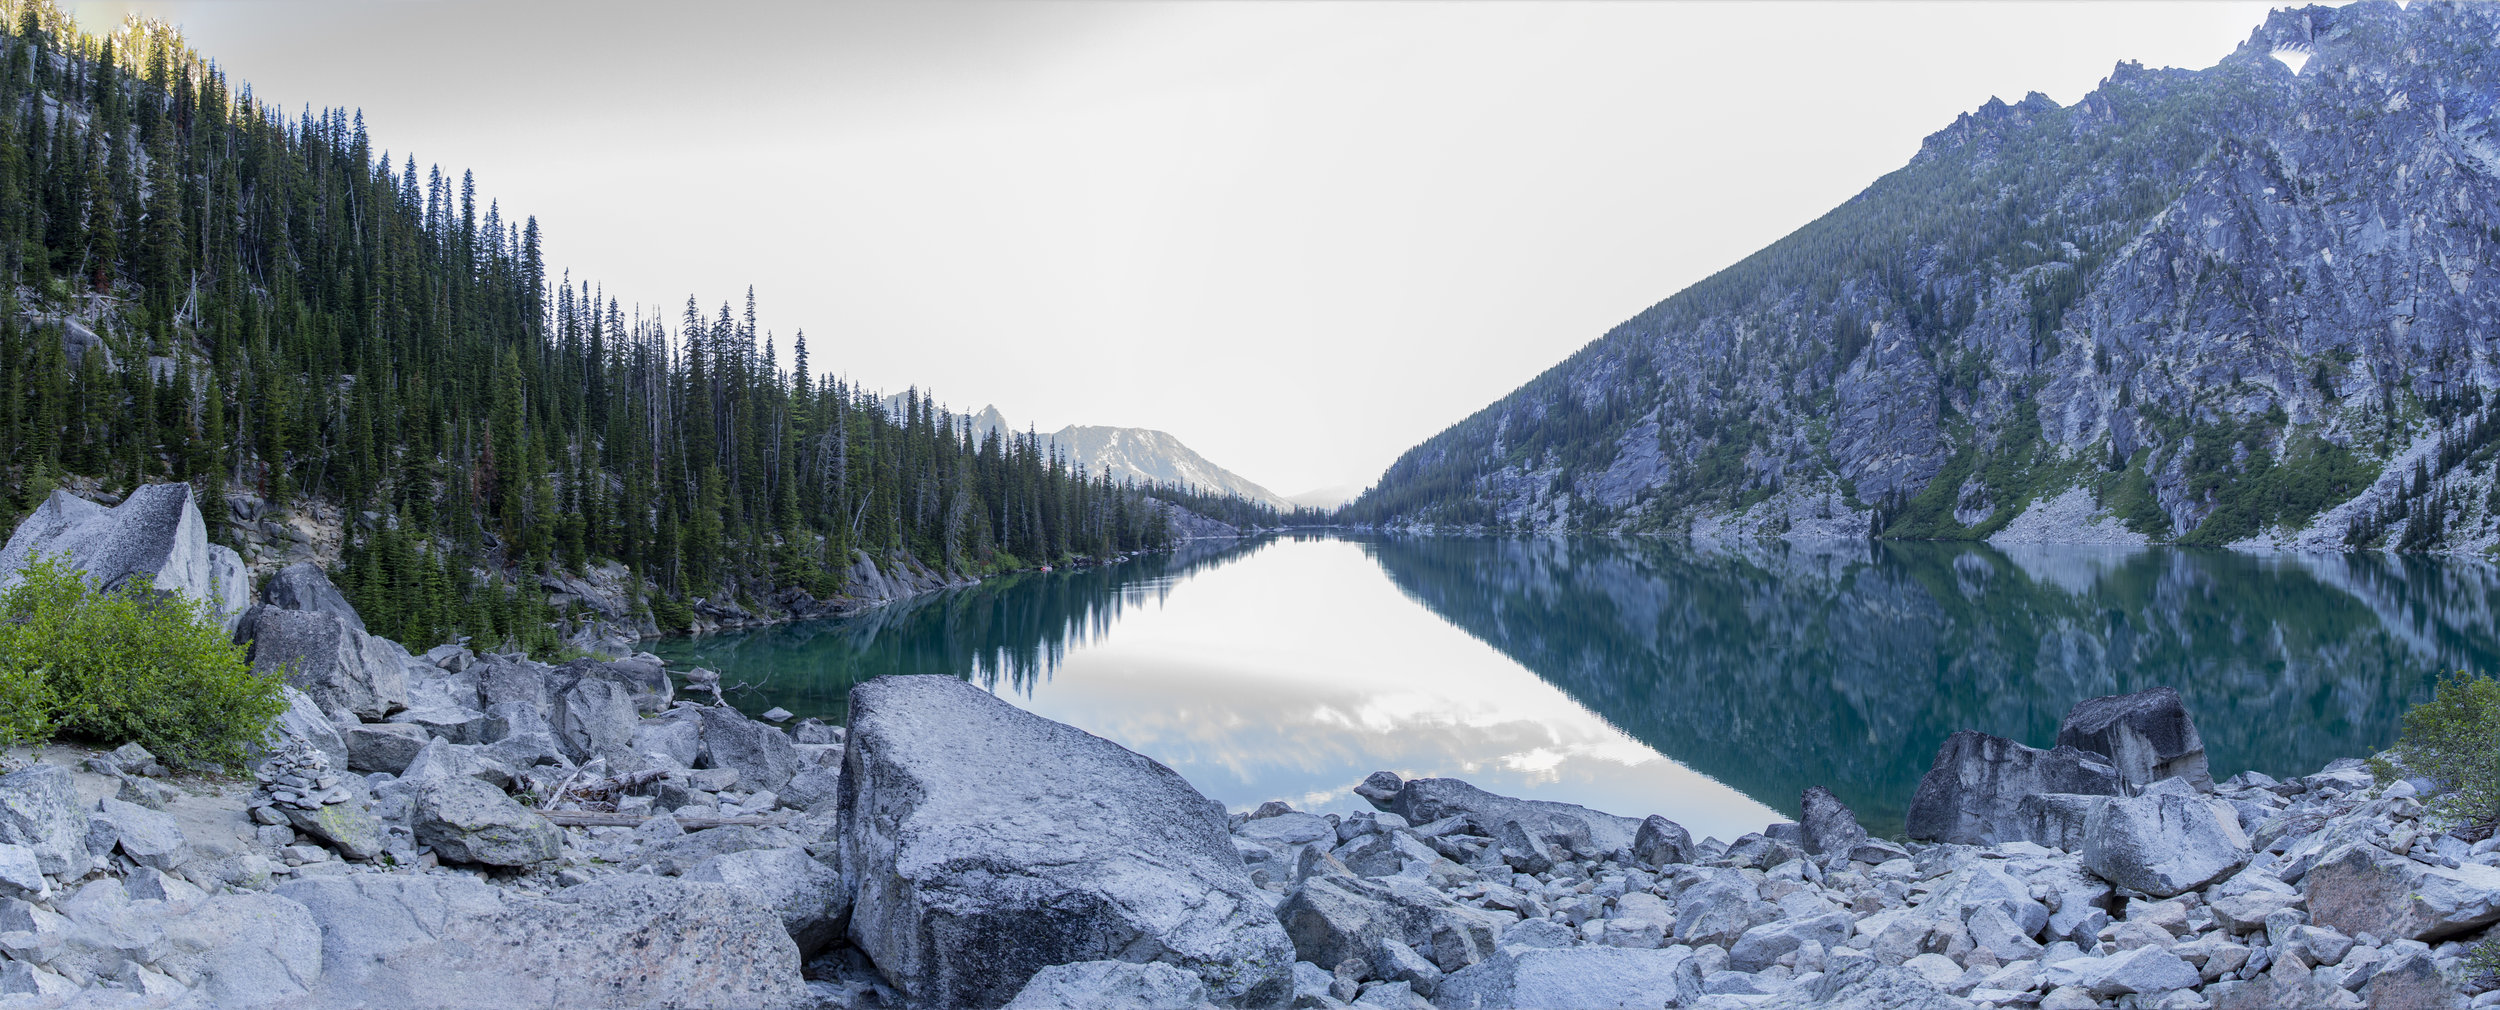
[541,810,781,829]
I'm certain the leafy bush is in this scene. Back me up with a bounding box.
[2378,672,2500,827]
[0,554,287,770]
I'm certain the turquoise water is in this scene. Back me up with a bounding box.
[650,535,2494,840]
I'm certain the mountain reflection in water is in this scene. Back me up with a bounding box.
[653,535,2491,839]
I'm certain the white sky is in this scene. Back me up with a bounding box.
[74,0,2286,497]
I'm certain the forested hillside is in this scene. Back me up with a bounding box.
[0,2,1240,653]
[1347,2,2500,555]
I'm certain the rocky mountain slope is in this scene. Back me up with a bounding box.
[1347,2,2500,554]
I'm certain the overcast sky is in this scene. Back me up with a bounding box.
[73,0,2286,497]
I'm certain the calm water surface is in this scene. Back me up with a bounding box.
[650,535,2500,841]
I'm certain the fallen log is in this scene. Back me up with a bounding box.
[541,810,781,829]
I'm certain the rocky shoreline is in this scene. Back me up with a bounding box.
[0,487,2491,1009]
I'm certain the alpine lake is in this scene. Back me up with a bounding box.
[649,534,2499,843]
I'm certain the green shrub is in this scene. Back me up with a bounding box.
[0,553,288,770]
[2380,672,2500,828]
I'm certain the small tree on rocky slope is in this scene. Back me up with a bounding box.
[2375,672,2500,829]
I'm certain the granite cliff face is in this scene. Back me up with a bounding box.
[1350,3,2500,552]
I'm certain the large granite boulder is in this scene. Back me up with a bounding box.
[260,561,365,633]
[1386,778,1639,856]
[277,872,808,1009]
[0,764,90,877]
[345,723,432,775]
[2080,783,2249,898]
[698,704,799,794]
[578,654,674,715]
[1906,731,2123,845]
[2304,842,2500,942]
[1436,946,1698,1010]
[252,685,351,771]
[2055,687,2213,794]
[0,483,252,633]
[839,675,1294,1007]
[246,607,412,722]
[411,777,561,867]
[1632,815,1696,867]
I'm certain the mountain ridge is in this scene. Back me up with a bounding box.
[1345,2,2500,555]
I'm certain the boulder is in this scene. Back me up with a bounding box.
[551,673,641,765]
[92,796,185,870]
[284,792,387,862]
[698,704,800,794]
[411,777,561,867]
[2208,891,2304,934]
[634,709,703,767]
[261,560,365,633]
[1672,867,1778,950]
[0,764,89,877]
[139,891,326,1008]
[2357,951,2460,1010]
[2055,687,2212,794]
[2304,843,2500,942]
[1728,911,1854,972]
[1435,946,1697,1010]
[2039,946,2201,999]
[1906,731,2123,845]
[345,723,433,775]
[685,846,848,956]
[1387,778,1638,856]
[398,738,522,789]
[1632,814,1695,867]
[0,484,252,632]
[278,872,808,1009]
[477,654,557,712]
[839,675,1294,1008]
[2015,792,2104,852]
[594,654,675,714]
[1354,771,1403,809]
[2081,786,2251,898]
[1275,870,1510,976]
[1755,959,1968,1010]
[257,685,351,771]
[1800,786,1868,857]
[0,843,44,899]
[778,764,843,813]
[1003,960,1214,1010]
[246,607,412,721]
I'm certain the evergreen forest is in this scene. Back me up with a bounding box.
[0,3,1286,653]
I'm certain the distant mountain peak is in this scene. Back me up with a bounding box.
[960,407,1292,510]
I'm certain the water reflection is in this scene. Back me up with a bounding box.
[652,534,2500,841]
[1362,537,2500,834]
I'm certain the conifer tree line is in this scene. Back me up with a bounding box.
[0,3,1266,650]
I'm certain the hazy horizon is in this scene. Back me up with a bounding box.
[72,0,2293,499]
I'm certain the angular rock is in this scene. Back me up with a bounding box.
[2358,950,2458,1010]
[1632,814,1695,867]
[1672,867,1777,950]
[634,710,702,767]
[1800,786,1868,857]
[1388,777,1638,856]
[411,777,561,866]
[92,797,185,870]
[778,764,843,813]
[143,891,326,1009]
[0,484,252,632]
[246,606,412,721]
[1276,870,1511,979]
[2016,792,2105,852]
[2208,891,2304,934]
[256,685,351,771]
[2040,946,2201,999]
[551,673,640,765]
[686,846,848,956]
[2056,687,2213,794]
[2304,842,2500,942]
[1728,911,1854,972]
[389,705,488,746]
[1436,946,1695,1010]
[279,872,807,1009]
[261,560,366,633]
[1907,731,2123,845]
[698,704,800,794]
[2081,788,2249,897]
[596,654,675,715]
[839,676,1294,1007]
[0,764,89,877]
[1755,959,1969,1010]
[1354,771,1403,809]
[284,794,386,862]
[1002,960,1213,1010]
[0,844,44,899]
[398,738,520,789]
[345,722,433,775]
